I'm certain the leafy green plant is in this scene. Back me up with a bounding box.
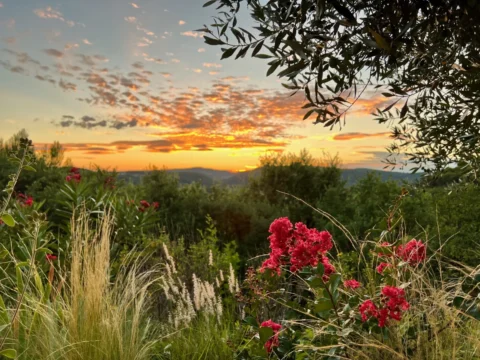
[235,212,480,359]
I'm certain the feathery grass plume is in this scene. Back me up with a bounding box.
[0,210,161,360]
[208,249,213,266]
[228,263,237,295]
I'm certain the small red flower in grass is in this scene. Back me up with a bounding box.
[396,239,426,266]
[359,286,410,327]
[46,254,58,261]
[66,167,82,183]
[152,202,159,209]
[343,279,361,289]
[139,200,150,208]
[17,193,34,207]
[260,320,282,353]
[359,300,378,322]
[376,262,390,274]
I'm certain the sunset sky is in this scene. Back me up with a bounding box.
[0,0,398,172]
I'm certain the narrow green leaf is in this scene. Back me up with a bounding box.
[266,61,281,76]
[235,45,249,59]
[0,349,17,359]
[303,109,316,120]
[254,54,272,59]
[221,47,236,59]
[329,0,355,21]
[284,39,307,59]
[368,28,391,51]
[23,165,36,172]
[252,40,264,57]
[277,61,307,77]
[0,214,15,227]
[203,0,216,7]
[204,36,224,46]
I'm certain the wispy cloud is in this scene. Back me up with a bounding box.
[203,63,222,68]
[178,20,186,25]
[181,31,203,38]
[33,6,76,26]
[124,16,137,23]
[83,39,92,45]
[198,48,206,53]
[130,3,139,8]
[333,132,391,141]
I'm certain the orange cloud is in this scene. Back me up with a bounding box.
[333,132,391,141]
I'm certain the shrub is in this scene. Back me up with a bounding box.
[235,214,480,359]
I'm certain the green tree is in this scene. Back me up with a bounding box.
[202,0,480,175]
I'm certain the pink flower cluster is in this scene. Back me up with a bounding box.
[359,286,410,327]
[260,319,282,353]
[66,167,82,183]
[376,239,426,274]
[260,218,335,281]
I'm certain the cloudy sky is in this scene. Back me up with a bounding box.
[0,0,396,172]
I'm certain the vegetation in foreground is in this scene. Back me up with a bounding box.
[0,135,479,359]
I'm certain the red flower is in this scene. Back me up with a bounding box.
[46,254,58,261]
[152,202,159,209]
[289,223,333,273]
[24,196,34,207]
[260,218,293,275]
[359,300,378,322]
[376,262,390,274]
[139,200,150,208]
[260,218,335,277]
[320,255,336,282]
[260,320,282,353]
[396,239,426,266]
[343,279,361,289]
[0,219,3,225]
[17,193,33,207]
[359,286,409,327]
[260,249,282,276]
[66,167,82,183]
[269,217,293,257]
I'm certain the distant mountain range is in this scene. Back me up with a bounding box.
[117,167,421,186]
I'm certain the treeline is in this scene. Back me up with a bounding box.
[1,133,479,268]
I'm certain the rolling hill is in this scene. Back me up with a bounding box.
[118,167,421,186]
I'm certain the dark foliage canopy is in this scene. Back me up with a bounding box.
[201,0,480,176]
